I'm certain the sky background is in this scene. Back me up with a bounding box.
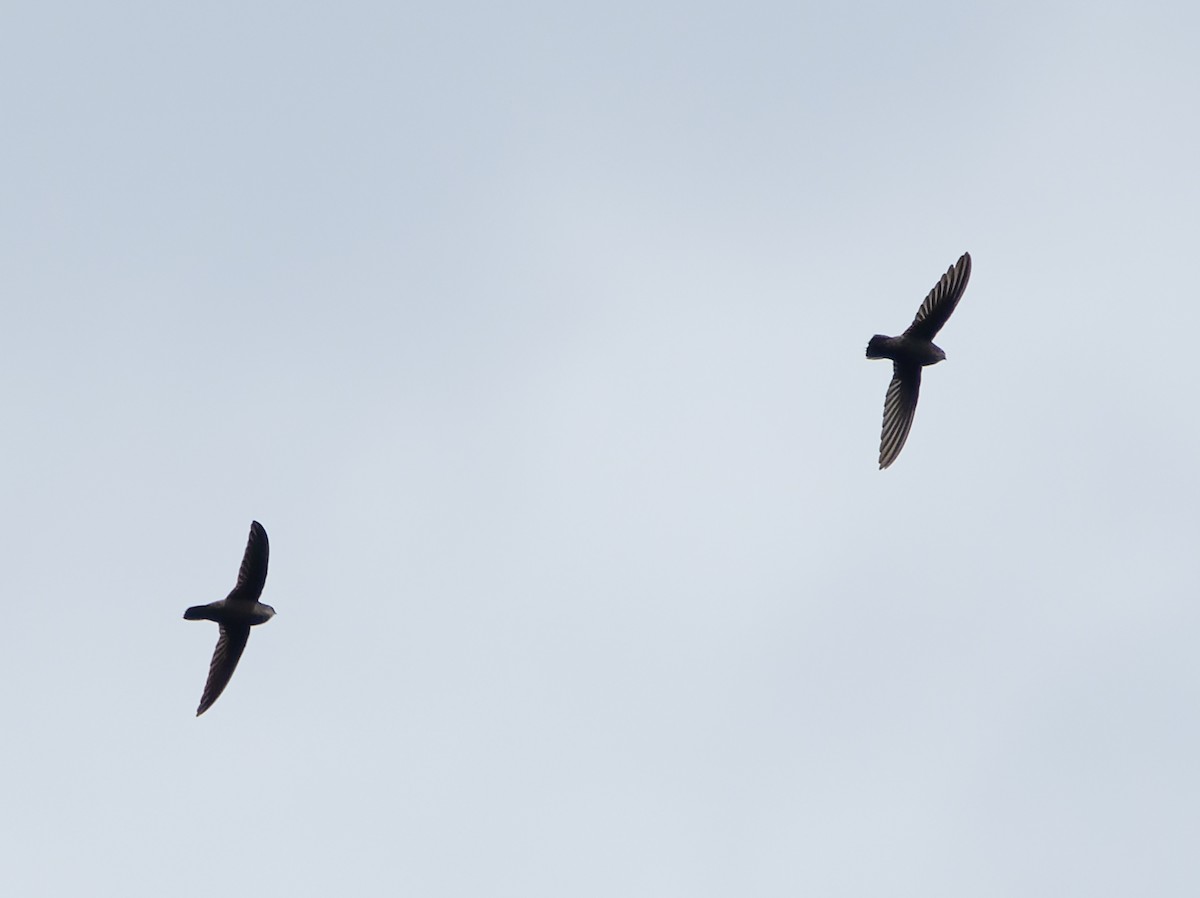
[3,1,1200,895]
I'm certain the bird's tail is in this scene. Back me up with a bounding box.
[865,335,891,359]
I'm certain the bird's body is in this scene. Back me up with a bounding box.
[184,597,276,627]
[866,252,972,469]
[865,334,947,368]
[184,521,275,716]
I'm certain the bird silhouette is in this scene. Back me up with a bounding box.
[183,521,275,716]
[866,252,972,469]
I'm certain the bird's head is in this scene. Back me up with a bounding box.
[251,603,276,625]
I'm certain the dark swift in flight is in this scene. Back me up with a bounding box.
[866,252,972,469]
[183,521,275,716]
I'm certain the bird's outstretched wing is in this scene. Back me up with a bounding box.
[229,521,269,603]
[196,625,250,716]
[879,363,922,469]
[905,252,971,341]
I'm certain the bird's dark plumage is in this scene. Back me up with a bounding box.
[231,520,269,603]
[198,626,251,716]
[184,521,275,716]
[866,252,971,469]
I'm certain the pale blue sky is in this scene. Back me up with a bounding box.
[4,1,1200,895]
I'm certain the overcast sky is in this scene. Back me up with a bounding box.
[4,1,1200,895]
